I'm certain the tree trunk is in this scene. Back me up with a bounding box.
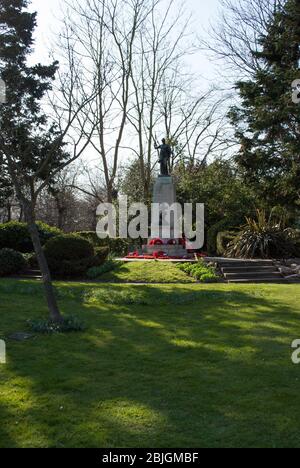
[24,203,63,323]
[6,202,11,222]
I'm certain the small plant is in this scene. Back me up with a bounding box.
[227,209,296,259]
[178,261,219,283]
[28,315,85,334]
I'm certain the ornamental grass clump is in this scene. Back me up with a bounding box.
[226,209,297,259]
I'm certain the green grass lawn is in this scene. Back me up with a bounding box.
[1,279,300,448]
[100,261,196,283]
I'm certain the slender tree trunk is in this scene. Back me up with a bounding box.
[23,202,63,323]
[19,206,23,222]
[6,203,11,222]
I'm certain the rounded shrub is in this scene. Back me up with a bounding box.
[0,221,61,253]
[44,234,99,277]
[36,222,62,246]
[44,234,94,262]
[0,248,27,277]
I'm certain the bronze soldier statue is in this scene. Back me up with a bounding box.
[154,138,172,176]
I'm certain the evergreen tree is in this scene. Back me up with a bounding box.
[0,0,68,321]
[229,0,300,216]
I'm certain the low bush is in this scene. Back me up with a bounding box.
[0,221,61,253]
[44,234,91,276]
[0,248,27,276]
[94,247,110,265]
[75,232,134,256]
[178,261,219,283]
[49,257,101,277]
[44,234,108,277]
[216,231,237,256]
[22,252,38,269]
[76,231,101,246]
[28,316,85,334]
[44,234,94,262]
[207,219,235,255]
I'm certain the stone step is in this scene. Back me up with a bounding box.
[224,271,283,280]
[221,266,278,274]
[218,261,274,268]
[228,278,288,284]
[23,270,41,275]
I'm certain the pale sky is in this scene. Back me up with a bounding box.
[27,0,225,171]
[29,0,221,83]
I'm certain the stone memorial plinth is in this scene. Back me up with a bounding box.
[142,175,189,258]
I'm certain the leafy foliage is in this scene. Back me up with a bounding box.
[227,210,297,259]
[216,231,237,256]
[94,247,110,264]
[174,159,256,251]
[0,248,27,276]
[76,232,134,256]
[178,261,219,282]
[0,0,67,184]
[230,0,300,215]
[44,234,94,262]
[44,234,109,277]
[28,315,85,334]
[0,221,61,252]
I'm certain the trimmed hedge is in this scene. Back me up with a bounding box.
[0,248,27,277]
[0,221,61,253]
[44,234,108,277]
[76,231,133,256]
[44,234,94,262]
[47,256,101,277]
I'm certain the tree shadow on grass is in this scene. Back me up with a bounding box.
[1,283,300,447]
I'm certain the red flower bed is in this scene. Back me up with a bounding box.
[149,238,164,246]
[167,239,177,245]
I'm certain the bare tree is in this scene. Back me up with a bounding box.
[58,0,154,202]
[200,0,285,80]
[0,0,97,322]
[127,0,196,200]
[57,0,234,206]
[158,71,233,168]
